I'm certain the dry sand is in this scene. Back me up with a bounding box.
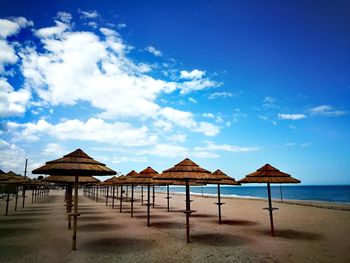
[1,189,350,263]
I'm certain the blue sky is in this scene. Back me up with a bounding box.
[0,0,349,184]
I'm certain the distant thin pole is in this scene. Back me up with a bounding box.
[24,158,28,178]
[112,186,115,209]
[279,185,283,202]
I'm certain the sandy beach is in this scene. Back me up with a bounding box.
[1,189,350,263]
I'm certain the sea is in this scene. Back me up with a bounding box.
[155,185,350,203]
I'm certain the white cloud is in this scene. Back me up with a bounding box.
[202,112,215,118]
[262,96,277,108]
[117,23,127,29]
[136,144,218,159]
[278,113,306,120]
[169,134,186,143]
[208,91,233,99]
[4,13,221,138]
[259,115,277,126]
[195,141,261,153]
[7,118,158,147]
[159,107,220,136]
[145,46,162,57]
[180,69,205,79]
[0,17,32,72]
[56,12,72,23]
[0,139,27,174]
[188,97,197,103]
[309,105,347,117]
[0,17,32,38]
[78,10,99,19]
[42,143,65,156]
[0,78,31,117]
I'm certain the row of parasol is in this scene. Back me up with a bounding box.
[0,170,50,215]
[32,148,300,250]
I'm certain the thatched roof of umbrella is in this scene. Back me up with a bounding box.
[126,167,158,184]
[155,158,214,181]
[238,164,300,184]
[32,149,116,176]
[43,175,100,184]
[0,171,31,184]
[200,169,240,185]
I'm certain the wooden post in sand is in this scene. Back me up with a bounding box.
[165,185,172,212]
[152,185,155,208]
[131,184,134,218]
[185,179,191,243]
[5,193,10,216]
[71,175,80,250]
[141,186,144,205]
[147,183,151,227]
[112,186,115,209]
[105,186,109,206]
[14,185,19,211]
[267,183,275,236]
[217,184,222,224]
[119,185,123,213]
[22,186,26,208]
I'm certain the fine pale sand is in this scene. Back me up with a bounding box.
[0,189,350,263]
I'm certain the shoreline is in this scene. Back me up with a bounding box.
[153,190,350,211]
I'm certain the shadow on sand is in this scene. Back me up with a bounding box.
[150,221,185,229]
[0,227,38,238]
[79,216,113,221]
[190,213,217,218]
[274,229,324,241]
[215,219,260,226]
[0,217,38,225]
[81,237,154,254]
[78,223,121,232]
[190,233,253,247]
[133,214,169,219]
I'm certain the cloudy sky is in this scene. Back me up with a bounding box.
[0,1,349,184]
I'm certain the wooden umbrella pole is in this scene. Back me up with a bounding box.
[185,179,190,243]
[105,186,109,206]
[68,184,73,230]
[96,186,99,202]
[147,183,150,227]
[112,186,115,209]
[5,193,10,216]
[217,184,222,224]
[267,183,275,236]
[167,185,170,212]
[131,184,134,218]
[22,186,26,208]
[119,185,123,213]
[14,185,19,211]
[116,186,119,200]
[152,185,155,208]
[72,175,79,250]
[141,186,144,205]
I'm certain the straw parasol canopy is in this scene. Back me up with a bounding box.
[32,148,116,250]
[154,158,218,243]
[238,164,300,184]
[238,164,300,236]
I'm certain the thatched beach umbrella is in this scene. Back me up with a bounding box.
[110,175,128,213]
[238,164,300,236]
[0,172,30,215]
[123,170,139,218]
[43,175,100,229]
[199,169,240,224]
[127,167,158,226]
[32,149,116,250]
[154,158,217,243]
